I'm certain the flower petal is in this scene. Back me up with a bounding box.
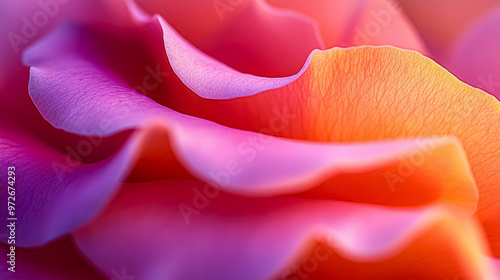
[0,129,134,247]
[0,115,478,248]
[0,0,135,146]
[24,19,497,249]
[133,0,324,77]
[448,7,500,100]
[73,180,497,280]
[165,46,500,253]
[23,23,478,210]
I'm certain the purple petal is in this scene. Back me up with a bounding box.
[448,7,500,100]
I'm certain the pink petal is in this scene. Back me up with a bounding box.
[132,0,324,77]
[73,180,497,280]
[24,17,308,101]
[494,258,500,274]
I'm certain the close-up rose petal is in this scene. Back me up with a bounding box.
[1,0,500,278]
[161,45,500,254]
[23,21,481,209]
[23,2,500,253]
[0,113,479,247]
[74,180,497,280]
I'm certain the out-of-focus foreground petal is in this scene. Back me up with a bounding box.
[73,180,498,280]
[448,7,500,100]
[266,0,427,54]
[0,238,104,280]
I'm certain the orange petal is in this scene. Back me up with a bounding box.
[166,46,500,254]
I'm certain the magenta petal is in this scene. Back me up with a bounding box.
[0,238,104,279]
[448,7,500,100]
[0,0,97,135]
[73,180,496,280]
[0,106,479,249]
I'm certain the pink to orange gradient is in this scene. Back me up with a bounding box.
[0,1,499,279]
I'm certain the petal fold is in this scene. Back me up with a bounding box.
[73,180,497,280]
[22,17,495,248]
[23,24,479,208]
